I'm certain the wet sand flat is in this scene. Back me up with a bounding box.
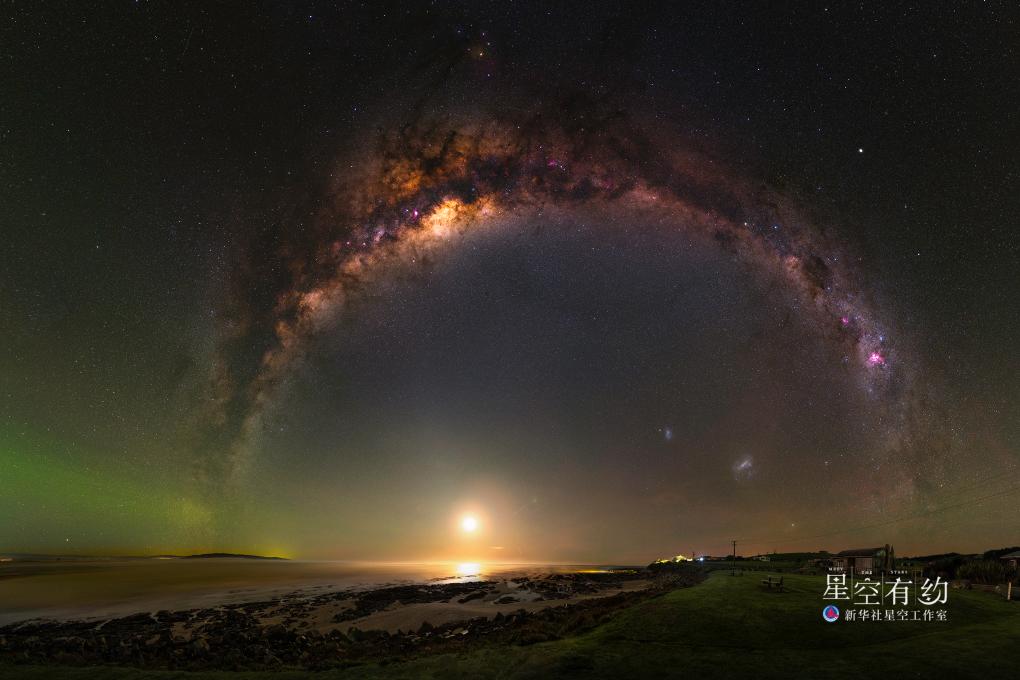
[0,559,626,625]
[0,562,686,672]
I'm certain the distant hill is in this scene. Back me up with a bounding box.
[179,553,287,560]
[762,551,832,561]
[903,552,971,562]
[982,546,1020,560]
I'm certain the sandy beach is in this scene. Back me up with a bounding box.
[0,558,648,628]
[0,557,693,670]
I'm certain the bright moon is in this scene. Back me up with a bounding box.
[461,516,478,532]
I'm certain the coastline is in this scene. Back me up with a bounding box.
[0,559,637,625]
[0,565,703,670]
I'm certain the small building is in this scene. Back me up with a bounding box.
[999,550,1020,569]
[832,545,895,573]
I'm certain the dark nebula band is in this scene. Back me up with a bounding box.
[207,107,927,501]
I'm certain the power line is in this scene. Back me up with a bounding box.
[740,471,1020,547]
[737,480,1020,550]
[918,465,1020,502]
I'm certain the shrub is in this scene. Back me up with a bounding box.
[957,560,1007,585]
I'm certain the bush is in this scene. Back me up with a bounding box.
[957,560,1009,585]
[928,555,968,579]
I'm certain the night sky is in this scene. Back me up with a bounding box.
[3,2,1018,562]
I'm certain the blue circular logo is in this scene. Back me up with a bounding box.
[822,605,840,622]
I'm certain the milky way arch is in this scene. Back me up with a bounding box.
[205,108,925,501]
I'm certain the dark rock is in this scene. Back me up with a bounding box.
[457,590,487,603]
[264,624,289,640]
[328,629,350,644]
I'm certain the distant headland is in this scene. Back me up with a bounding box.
[177,553,288,560]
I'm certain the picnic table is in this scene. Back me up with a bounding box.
[760,575,785,591]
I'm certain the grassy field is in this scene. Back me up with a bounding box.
[4,571,1018,679]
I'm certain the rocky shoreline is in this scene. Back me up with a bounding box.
[0,568,704,671]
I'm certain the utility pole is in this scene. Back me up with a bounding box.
[731,540,737,575]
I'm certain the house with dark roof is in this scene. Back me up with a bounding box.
[999,550,1020,569]
[832,545,895,573]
